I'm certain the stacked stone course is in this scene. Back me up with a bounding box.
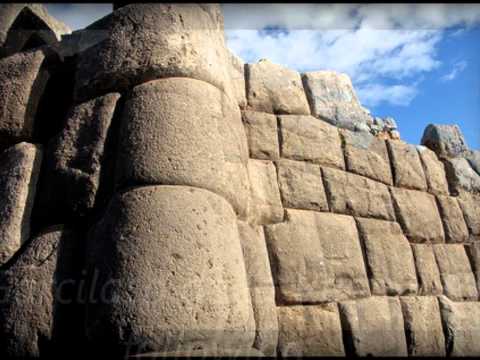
[0,3,479,357]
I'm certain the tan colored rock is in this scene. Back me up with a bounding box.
[387,140,428,191]
[302,70,372,131]
[276,159,329,212]
[246,59,310,115]
[438,296,480,356]
[457,193,480,237]
[277,304,345,356]
[465,242,480,298]
[264,209,370,304]
[417,145,449,195]
[356,218,418,295]
[228,50,246,109]
[115,78,250,219]
[0,227,78,358]
[399,296,446,356]
[237,222,278,356]
[339,297,408,357]
[75,4,236,102]
[39,92,121,220]
[421,124,468,160]
[86,185,255,353]
[247,159,283,225]
[341,129,393,185]
[0,142,42,266]
[0,49,49,148]
[436,195,469,243]
[322,167,395,221]
[433,244,478,301]
[242,110,279,160]
[444,157,480,195]
[279,115,345,170]
[411,244,443,295]
[130,348,265,358]
[390,187,445,243]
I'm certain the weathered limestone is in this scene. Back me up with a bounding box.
[465,149,480,175]
[276,159,329,212]
[0,142,42,266]
[457,193,480,237]
[438,296,480,356]
[466,242,480,295]
[436,195,469,243]
[444,157,480,195]
[411,244,443,296]
[0,49,50,148]
[246,59,310,115]
[86,186,255,353]
[302,70,372,131]
[115,78,250,219]
[228,50,247,109]
[75,4,236,102]
[339,297,408,357]
[40,92,121,219]
[356,218,418,295]
[264,209,370,304]
[433,244,478,301]
[390,187,445,243]
[237,222,278,356]
[417,145,449,195]
[247,159,283,225]
[341,129,393,185]
[387,140,428,191]
[421,124,468,159]
[0,227,77,358]
[399,296,446,356]
[242,110,279,160]
[277,304,345,356]
[278,115,345,170]
[322,167,395,221]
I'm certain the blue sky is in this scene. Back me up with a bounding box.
[45,4,480,149]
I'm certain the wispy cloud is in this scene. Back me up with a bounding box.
[440,60,468,82]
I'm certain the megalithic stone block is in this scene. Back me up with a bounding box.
[0,142,42,266]
[115,77,250,219]
[85,185,255,356]
[417,145,449,195]
[387,140,428,191]
[421,123,468,159]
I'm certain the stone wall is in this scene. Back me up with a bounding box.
[0,3,479,358]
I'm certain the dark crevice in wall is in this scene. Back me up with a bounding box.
[385,140,398,188]
[338,304,356,357]
[353,217,375,294]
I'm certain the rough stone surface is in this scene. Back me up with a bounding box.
[228,50,246,109]
[39,92,121,219]
[276,159,329,212]
[433,244,478,301]
[399,296,446,356]
[115,78,250,219]
[279,115,345,170]
[356,218,418,295]
[339,297,408,357]
[74,4,236,102]
[247,159,283,225]
[246,59,310,115]
[302,70,372,131]
[444,157,480,195]
[387,140,428,191]
[438,296,480,356]
[417,145,449,195]
[466,242,480,298]
[322,167,396,221]
[421,124,468,159]
[465,150,480,175]
[237,222,278,356]
[277,304,345,356]
[242,110,279,160]
[411,244,443,296]
[341,129,393,185]
[0,227,77,358]
[457,193,480,237]
[0,49,50,148]
[436,195,469,243]
[0,142,42,266]
[86,185,256,353]
[264,209,370,304]
[391,187,445,243]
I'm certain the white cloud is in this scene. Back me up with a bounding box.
[440,61,468,82]
[224,4,480,108]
